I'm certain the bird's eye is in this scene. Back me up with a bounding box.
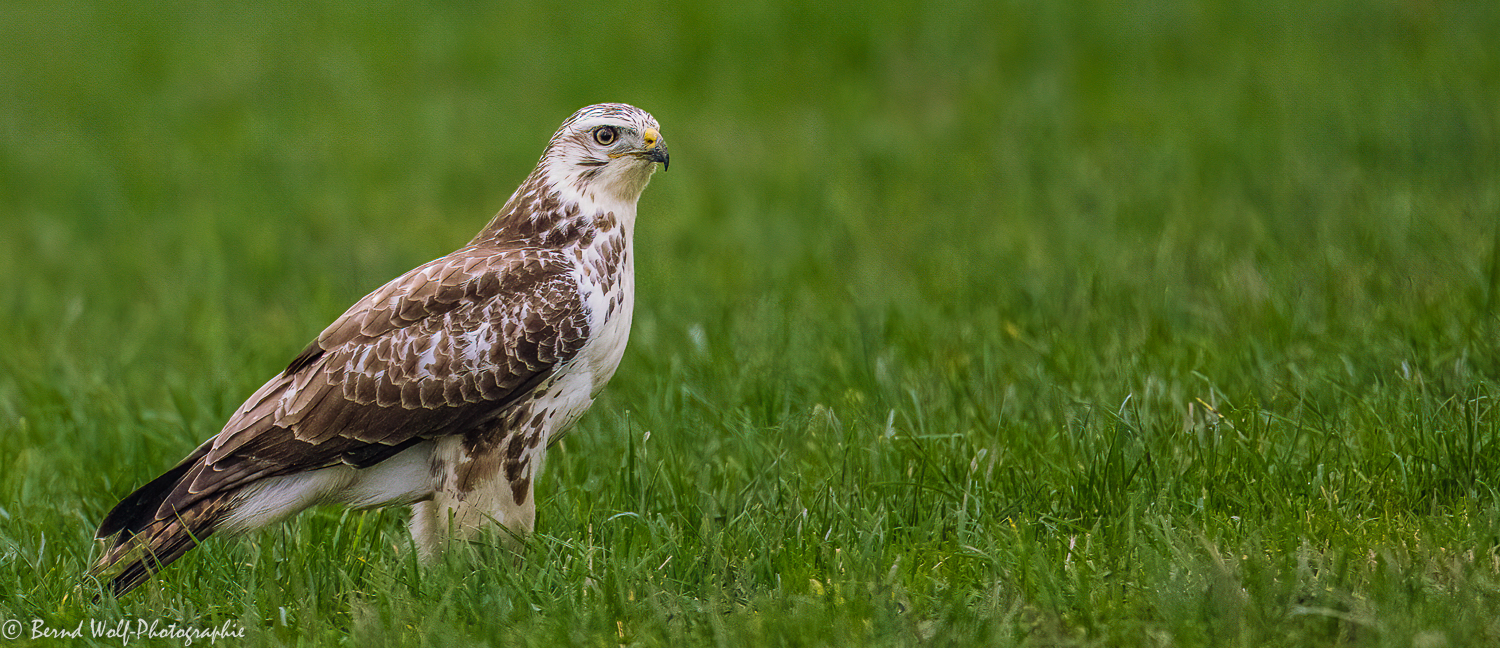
[593,126,618,146]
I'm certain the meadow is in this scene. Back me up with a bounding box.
[2,0,1499,645]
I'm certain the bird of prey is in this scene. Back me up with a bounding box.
[92,103,669,596]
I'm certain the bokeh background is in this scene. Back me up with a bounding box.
[3,0,1499,644]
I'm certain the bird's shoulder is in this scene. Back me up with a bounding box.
[284,244,582,377]
[200,243,589,472]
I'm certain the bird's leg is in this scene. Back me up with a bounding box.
[409,435,538,562]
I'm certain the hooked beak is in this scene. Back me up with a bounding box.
[641,127,669,170]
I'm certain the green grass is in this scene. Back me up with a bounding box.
[3,0,1500,645]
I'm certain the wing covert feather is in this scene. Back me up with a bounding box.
[183,245,587,513]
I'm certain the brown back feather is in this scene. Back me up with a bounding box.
[94,243,589,594]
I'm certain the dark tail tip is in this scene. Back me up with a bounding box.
[94,443,219,595]
[94,500,224,597]
[97,453,204,540]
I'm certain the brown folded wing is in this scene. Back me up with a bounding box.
[98,244,588,540]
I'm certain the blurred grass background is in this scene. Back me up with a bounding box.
[3,0,1500,645]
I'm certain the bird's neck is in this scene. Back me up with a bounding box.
[471,173,637,249]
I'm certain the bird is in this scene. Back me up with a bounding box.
[92,102,669,596]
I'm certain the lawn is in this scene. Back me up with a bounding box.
[2,0,1499,645]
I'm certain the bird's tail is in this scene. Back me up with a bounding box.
[92,445,230,596]
[93,497,230,596]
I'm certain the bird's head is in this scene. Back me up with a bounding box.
[539,103,668,208]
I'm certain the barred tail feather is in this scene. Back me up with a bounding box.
[94,493,231,596]
[93,442,227,597]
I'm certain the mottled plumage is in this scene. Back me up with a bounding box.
[93,103,668,596]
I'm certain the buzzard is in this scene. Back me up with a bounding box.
[93,103,669,596]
